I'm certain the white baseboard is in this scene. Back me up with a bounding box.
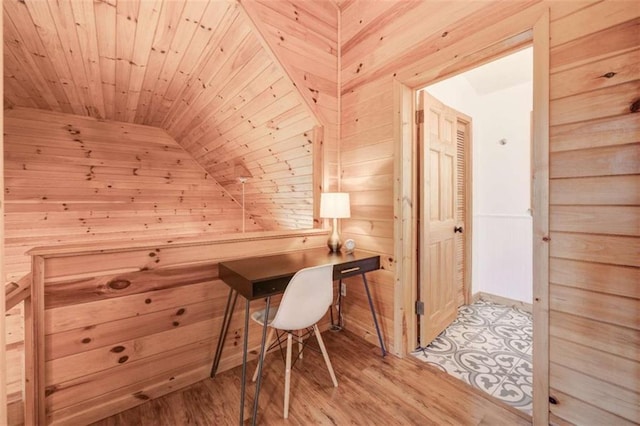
[472,291,532,313]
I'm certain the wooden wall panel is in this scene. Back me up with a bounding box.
[1,44,7,422]
[550,113,640,153]
[340,0,638,423]
[3,108,262,423]
[5,304,23,420]
[26,231,327,424]
[3,0,317,231]
[547,3,640,424]
[3,1,639,423]
[551,364,639,422]
[3,108,260,283]
[338,0,543,357]
[240,0,340,195]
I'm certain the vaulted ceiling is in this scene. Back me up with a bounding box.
[3,0,339,230]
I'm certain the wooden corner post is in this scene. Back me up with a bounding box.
[25,256,46,425]
[393,79,417,357]
[532,7,550,426]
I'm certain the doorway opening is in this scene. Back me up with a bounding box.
[412,47,534,413]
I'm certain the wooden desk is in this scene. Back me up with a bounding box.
[210,247,385,425]
[218,247,381,299]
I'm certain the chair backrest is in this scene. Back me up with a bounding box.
[270,264,334,331]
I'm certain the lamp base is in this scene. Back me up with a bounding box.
[327,217,342,252]
[327,238,342,253]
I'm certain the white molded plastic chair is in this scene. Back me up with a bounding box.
[250,263,338,418]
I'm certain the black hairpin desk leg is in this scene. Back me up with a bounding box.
[361,273,387,357]
[250,298,271,425]
[239,300,250,425]
[211,288,238,377]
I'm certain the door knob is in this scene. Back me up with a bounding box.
[454,226,463,234]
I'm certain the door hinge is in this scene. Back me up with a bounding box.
[415,109,424,124]
[415,300,424,316]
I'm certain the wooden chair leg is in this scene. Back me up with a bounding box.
[298,329,303,359]
[284,332,293,419]
[313,324,338,387]
[252,327,275,382]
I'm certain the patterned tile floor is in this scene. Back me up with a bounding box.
[411,300,533,413]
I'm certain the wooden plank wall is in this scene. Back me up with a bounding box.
[338,0,638,423]
[3,0,317,230]
[5,302,24,425]
[337,0,530,357]
[3,107,260,424]
[2,0,637,423]
[159,1,318,230]
[4,107,261,283]
[29,231,326,425]
[1,21,7,421]
[241,0,340,193]
[547,3,640,424]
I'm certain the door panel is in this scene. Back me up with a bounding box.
[418,91,464,346]
[442,152,454,220]
[430,151,440,220]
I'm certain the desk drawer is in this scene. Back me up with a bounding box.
[253,277,290,299]
[333,256,380,280]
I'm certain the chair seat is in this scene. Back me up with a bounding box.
[251,307,278,327]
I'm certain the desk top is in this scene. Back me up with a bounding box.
[219,247,380,299]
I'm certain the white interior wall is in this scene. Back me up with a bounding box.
[425,48,533,303]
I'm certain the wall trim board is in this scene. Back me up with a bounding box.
[531,10,550,425]
[475,213,533,219]
[28,228,327,258]
[1,10,7,423]
[392,8,549,425]
[472,291,533,313]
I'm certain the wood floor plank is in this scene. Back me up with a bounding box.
[91,331,531,425]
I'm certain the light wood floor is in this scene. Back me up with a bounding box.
[92,330,532,425]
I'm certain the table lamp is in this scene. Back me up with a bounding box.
[320,192,351,252]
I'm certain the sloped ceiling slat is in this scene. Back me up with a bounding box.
[241,0,338,129]
[4,0,72,113]
[2,0,334,230]
[71,0,107,119]
[94,0,117,118]
[240,0,340,208]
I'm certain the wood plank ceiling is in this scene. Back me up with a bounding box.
[3,0,339,230]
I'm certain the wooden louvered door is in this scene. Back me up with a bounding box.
[455,119,471,307]
[417,91,471,346]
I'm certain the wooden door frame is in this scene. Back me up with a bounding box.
[0,13,7,426]
[392,10,549,425]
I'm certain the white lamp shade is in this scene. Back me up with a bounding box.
[320,192,351,218]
